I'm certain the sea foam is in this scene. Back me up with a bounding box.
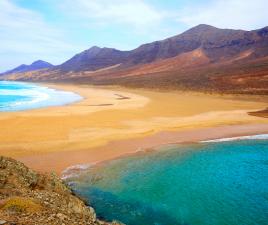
[200,134,268,143]
[0,81,82,112]
[61,163,94,180]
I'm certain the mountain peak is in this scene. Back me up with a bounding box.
[1,60,53,75]
[184,24,218,34]
[59,45,127,72]
[31,60,52,67]
[88,46,102,51]
[83,46,106,56]
[194,24,217,29]
[86,46,119,53]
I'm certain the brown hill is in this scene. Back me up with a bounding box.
[1,24,268,94]
[58,46,129,72]
[56,24,268,71]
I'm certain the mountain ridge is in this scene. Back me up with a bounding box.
[58,46,129,72]
[1,24,268,94]
[1,60,53,75]
[56,24,268,71]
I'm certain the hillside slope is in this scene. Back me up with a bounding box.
[0,156,119,225]
[1,60,53,75]
[1,24,268,94]
[56,24,268,72]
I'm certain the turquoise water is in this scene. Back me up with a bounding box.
[0,81,82,111]
[68,139,268,225]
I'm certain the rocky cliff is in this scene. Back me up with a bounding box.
[0,156,121,225]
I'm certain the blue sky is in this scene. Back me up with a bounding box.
[1,0,267,72]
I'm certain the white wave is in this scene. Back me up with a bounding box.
[0,81,82,112]
[61,163,93,180]
[0,88,50,108]
[201,134,268,143]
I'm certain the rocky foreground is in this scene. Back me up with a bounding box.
[0,156,120,225]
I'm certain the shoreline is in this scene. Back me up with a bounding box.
[17,123,268,175]
[0,81,83,112]
[0,82,267,174]
[61,130,268,180]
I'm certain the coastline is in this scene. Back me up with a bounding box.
[0,81,82,112]
[0,82,267,174]
[18,123,268,174]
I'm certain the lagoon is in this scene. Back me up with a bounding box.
[69,139,268,225]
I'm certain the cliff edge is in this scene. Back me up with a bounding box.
[0,156,119,225]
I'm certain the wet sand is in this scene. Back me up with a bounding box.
[0,83,267,174]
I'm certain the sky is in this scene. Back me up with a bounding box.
[0,0,268,72]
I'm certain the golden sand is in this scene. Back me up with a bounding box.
[0,83,267,173]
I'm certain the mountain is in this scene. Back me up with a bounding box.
[1,60,53,75]
[56,24,268,72]
[2,24,268,94]
[58,46,129,72]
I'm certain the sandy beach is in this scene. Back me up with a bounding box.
[0,83,267,174]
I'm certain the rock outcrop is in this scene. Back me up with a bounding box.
[0,156,120,225]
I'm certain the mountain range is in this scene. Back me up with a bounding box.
[1,24,268,94]
[1,60,53,75]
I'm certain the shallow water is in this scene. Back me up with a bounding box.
[69,139,268,225]
[0,81,82,111]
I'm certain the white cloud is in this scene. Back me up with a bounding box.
[178,0,268,30]
[0,0,81,71]
[59,0,165,28]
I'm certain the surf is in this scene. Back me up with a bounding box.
[0,81,82,112]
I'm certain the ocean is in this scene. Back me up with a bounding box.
[0,81,82,112]
[67,138,268,225]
